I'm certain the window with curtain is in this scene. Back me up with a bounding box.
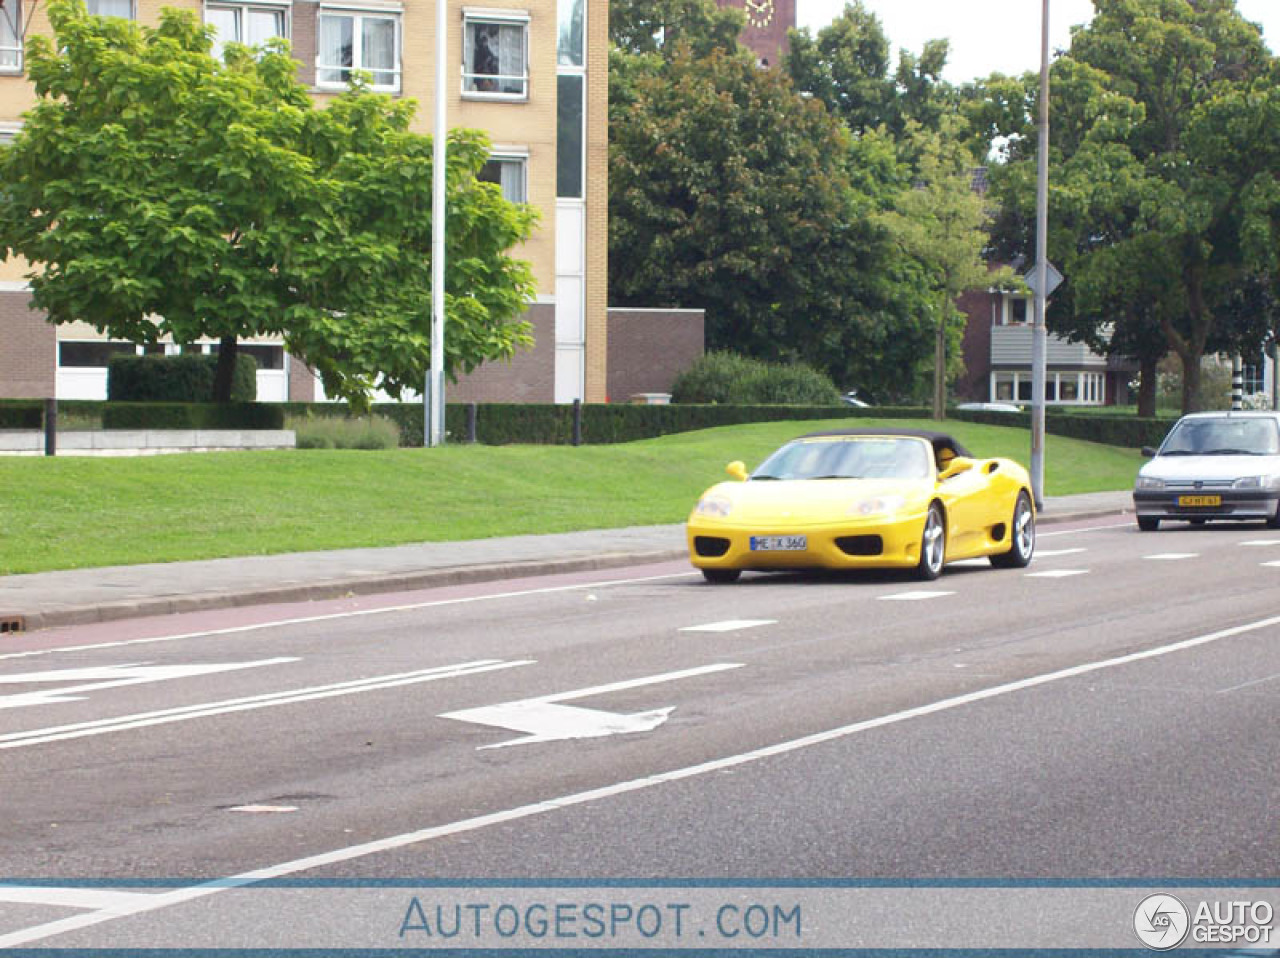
[87,0,133,17]
[479,155,527,204]
[206,3,286,61]
[317,9,400,91]
[0,0,20,69]
[462,15,528,98]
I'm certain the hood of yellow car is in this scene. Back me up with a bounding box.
[695,477,933,524]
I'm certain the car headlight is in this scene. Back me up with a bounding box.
[1232,475,1280,491]
[693,495,734,518]
[1134,476,1165,491]
[847,495,906,518]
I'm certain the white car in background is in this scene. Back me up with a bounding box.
[1132,411,1280,531]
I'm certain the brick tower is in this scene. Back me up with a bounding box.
[718,0,795,67]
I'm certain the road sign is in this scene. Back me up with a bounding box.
[1023,261,1064,297]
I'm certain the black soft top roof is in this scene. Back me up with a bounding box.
[798,428,973,458]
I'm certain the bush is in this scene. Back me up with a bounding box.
[102,402,285,430]
[287,414,402,450]
[671,352,841,405]
[108,353,257,402]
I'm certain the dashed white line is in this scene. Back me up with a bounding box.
[1143,553,1199,560]
[1025,569,1090,578]
[679,620,775,633]
[1035,548,1087,558]
[878,591,954,601]
[1241,540,1280,547]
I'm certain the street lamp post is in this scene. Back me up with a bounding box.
[426,0,448,447]
[1030,0,1050,509]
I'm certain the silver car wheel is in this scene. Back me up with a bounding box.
[917,504,945,580]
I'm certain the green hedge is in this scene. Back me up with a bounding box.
[0,400,43,429]
[102,402,285,430]
[951,408,1178,449]
[108,353,258,402]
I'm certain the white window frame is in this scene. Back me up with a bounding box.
[316,6,402,93]
[205,0,290,60]
[0,0,21,72]
[480,148,528,203]
[86,0,136,19]
[461,9,529,101]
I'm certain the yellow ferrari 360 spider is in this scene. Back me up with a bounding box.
[686,429,1035,583]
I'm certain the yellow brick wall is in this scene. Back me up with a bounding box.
[583,0,608,402]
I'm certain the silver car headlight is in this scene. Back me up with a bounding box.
[1134,476,1165,491]
[1232,474,1280,491]
[847,495,906,518]
[693,495,734,518]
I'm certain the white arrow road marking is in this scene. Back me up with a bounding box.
[878,591,954,601]
[440,662,743,749]
[0,659,299,710]
[679,619,775,633]
[1,660,533,749]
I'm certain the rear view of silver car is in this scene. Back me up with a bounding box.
[1133,412,1280,531]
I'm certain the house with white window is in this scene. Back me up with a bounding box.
[0,0,611,405]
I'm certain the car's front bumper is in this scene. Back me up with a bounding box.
[1132,489,1280,522]
[686,512,928,572]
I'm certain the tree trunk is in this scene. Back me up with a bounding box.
[213,335,238,403]
[1136,356,1158,417]
[1180,352,1203,414]
[932,318,946,421]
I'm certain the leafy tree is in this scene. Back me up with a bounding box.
[608,42,931,399]
[0,0,536,405]
[879,122,1012,419]
[985,0,1280,413]
[609,0,742,58]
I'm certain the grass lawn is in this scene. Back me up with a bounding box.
[0,417,1141,574]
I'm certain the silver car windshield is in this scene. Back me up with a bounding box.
[752,438,932,481]
[1160,418,1280,456]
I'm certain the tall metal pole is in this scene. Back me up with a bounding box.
[1030,0,1050,509]
[426,0,448,447]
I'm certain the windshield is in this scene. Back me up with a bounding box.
[1159,418,1280,456]
[752,438,932,481]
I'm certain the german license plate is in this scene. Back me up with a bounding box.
[1178,494,1221,507]
[750,535,807,552]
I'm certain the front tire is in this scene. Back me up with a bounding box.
[915,503,946,581]
[990,491,1035,569]
[701,568,741,584]
[1268,500,1280,530]
[1137,516,1160,532]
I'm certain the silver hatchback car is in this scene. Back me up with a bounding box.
[1133,411,1280,531]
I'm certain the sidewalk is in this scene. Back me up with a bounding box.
[0,491,1133,633]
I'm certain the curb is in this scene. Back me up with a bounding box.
[7,506,1132,634]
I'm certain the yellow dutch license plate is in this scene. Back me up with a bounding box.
[1178,494,1221,507]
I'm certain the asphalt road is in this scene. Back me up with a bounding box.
[4,515,1280,950]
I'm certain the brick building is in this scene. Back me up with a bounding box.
[0,0,618,404]
[715,0,794,67]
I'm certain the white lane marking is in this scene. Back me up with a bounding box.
[679,620,775,633]
[440,663,744,749]
[1144,553,1199,561]
[1041,521,1131,535]
[0,886,161,911]
[228,805,298,814]
[0,572,696,663]
[1217,671,1280,694]
[1241,540,1280,547]
[0,660,533,750]
[1262,561,1280,568]
[0,659,298,710]
[1025,569,1089,578]
[1035,548,1087,558]
[878,591,954,601]
[7,609,1280,949]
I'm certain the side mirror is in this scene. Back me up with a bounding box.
[1141,446,1157,458]
[938,456,975,480]
[726,460,749,481]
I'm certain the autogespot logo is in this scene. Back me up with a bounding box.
[1134,893,1190,950]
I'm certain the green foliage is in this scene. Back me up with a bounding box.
[609,0,742,57]
[670,352,840,405]
[952,407,1176,449]
[101,402,285,430]
[287,413,401,450]
[108,353,257,402]
[0,0,537,407]
[0,402,44,429]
